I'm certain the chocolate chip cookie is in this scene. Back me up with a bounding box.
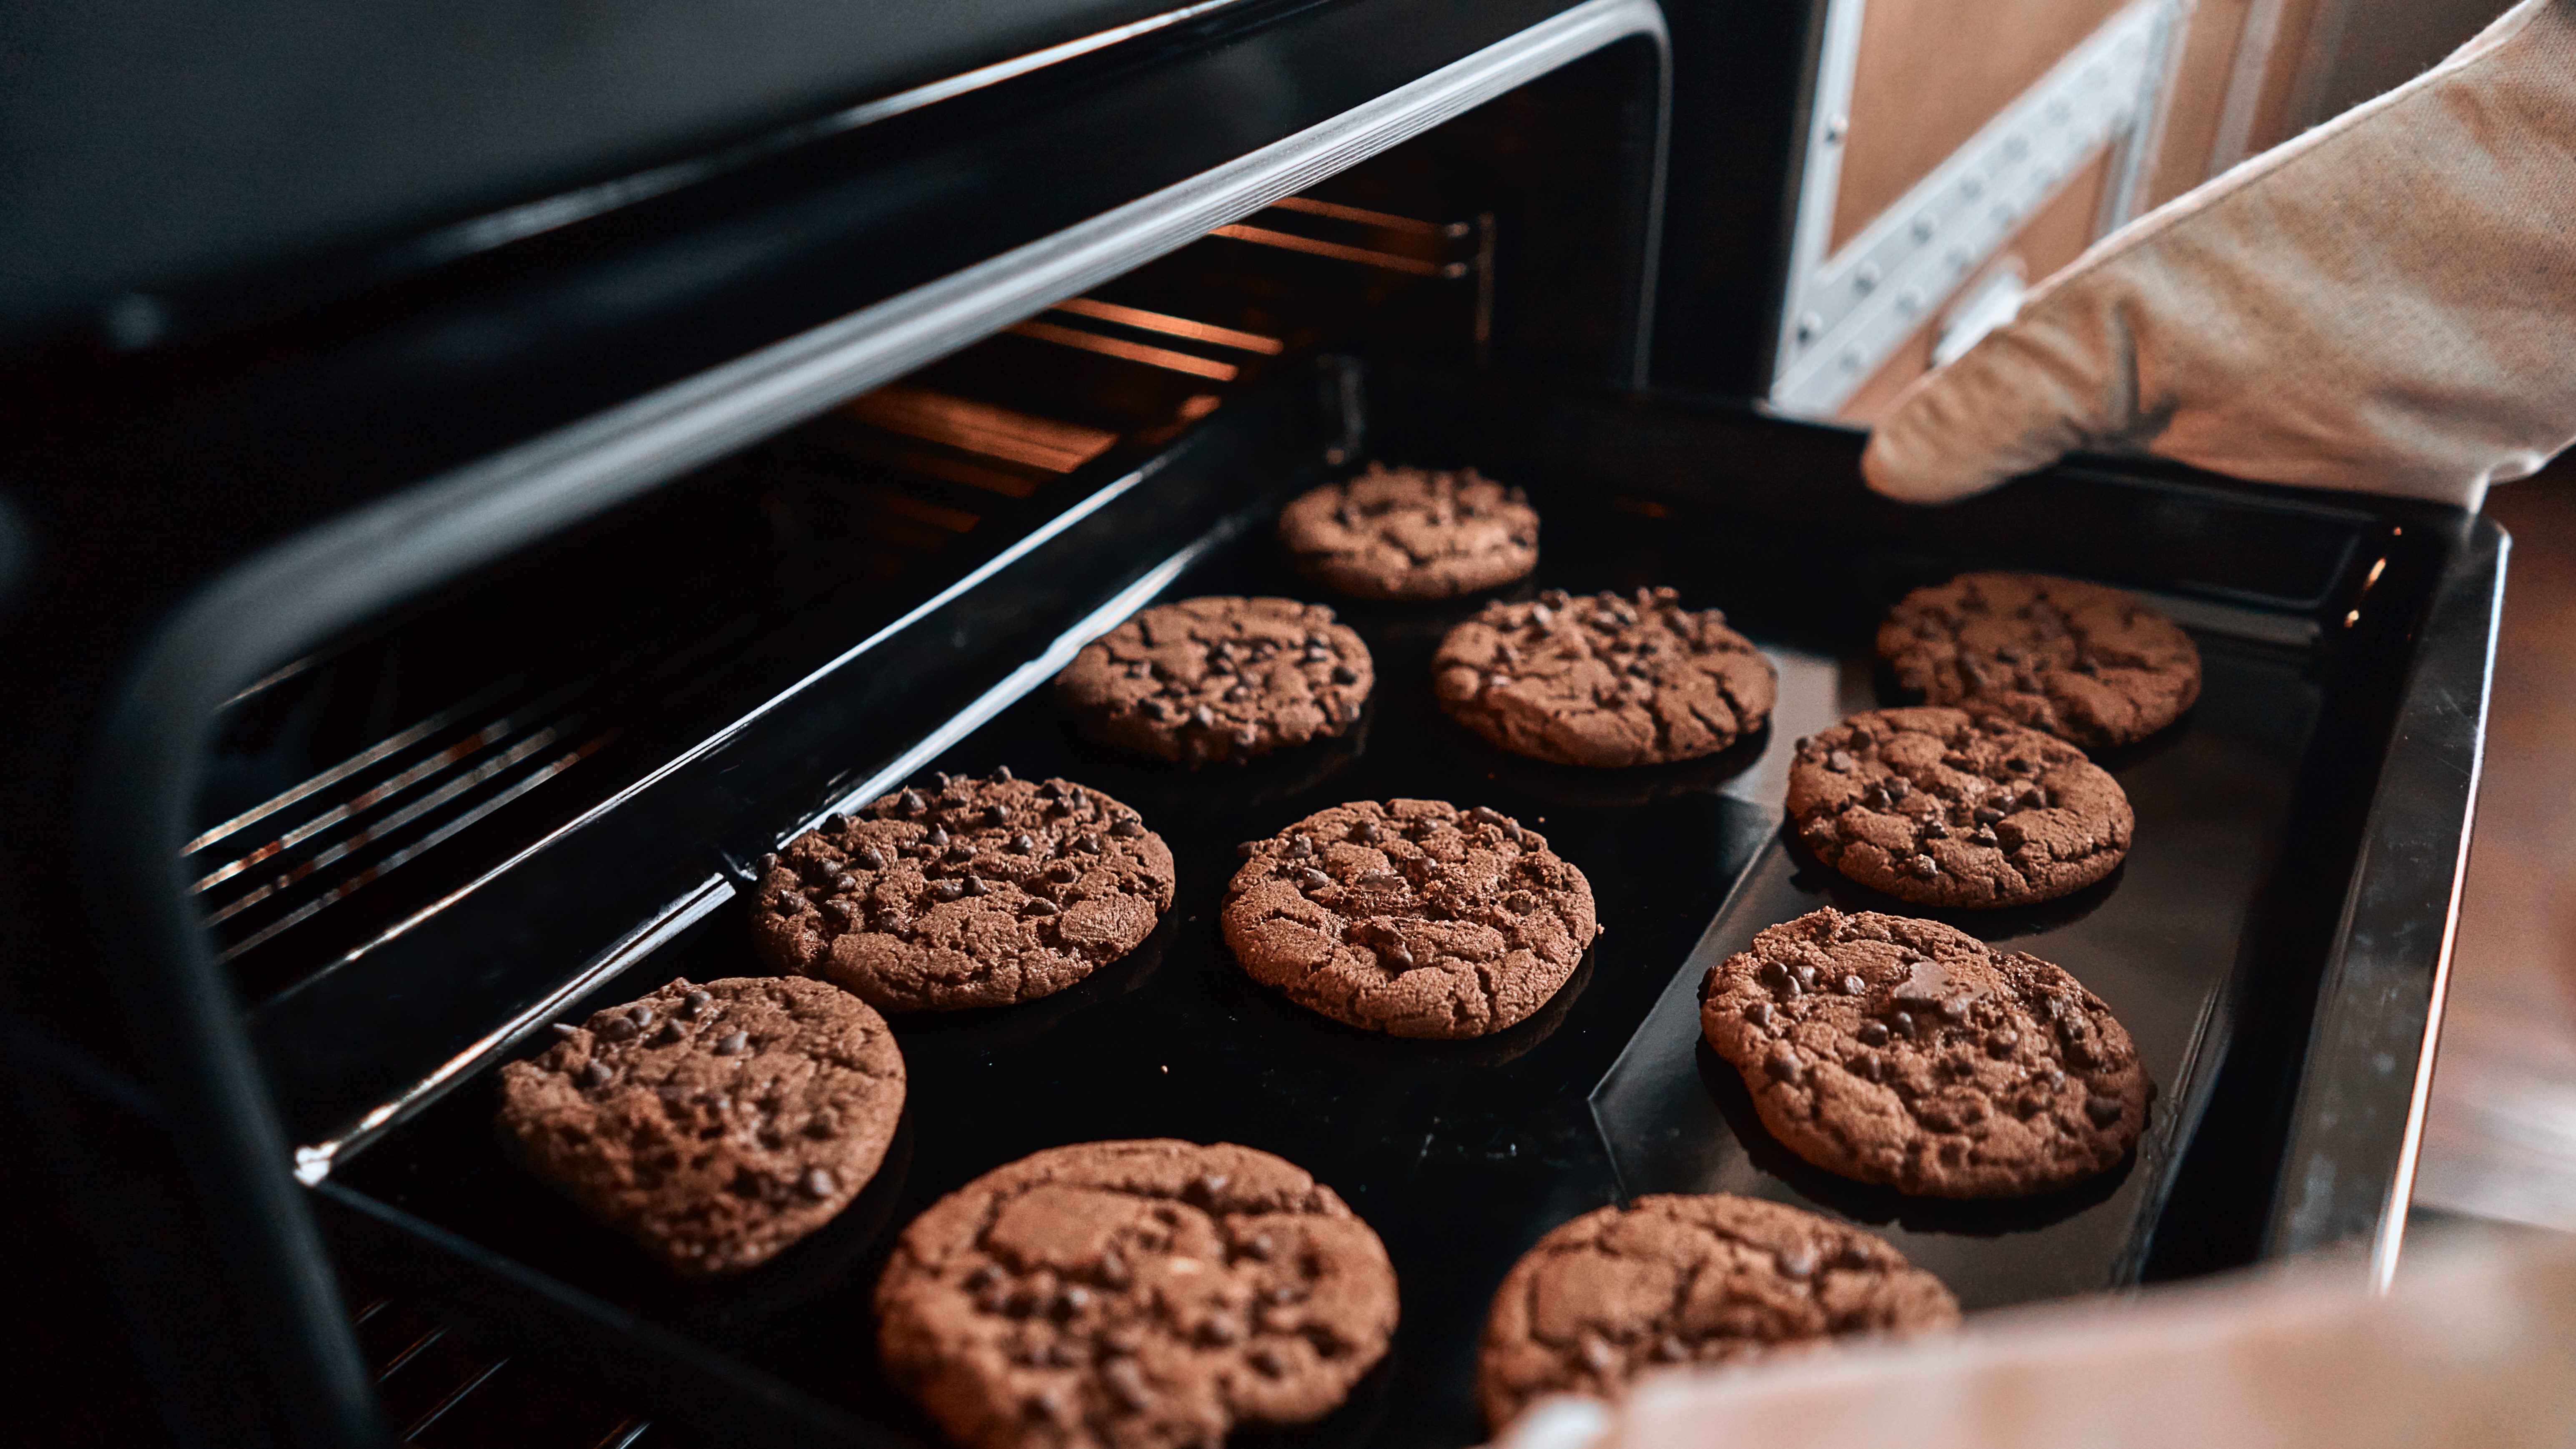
[1878,572,2202,748]
[1701,908,2151,1197]
[1433,588,1778,768]
[1788,707,2132,908]
[875,1140,1398,1449]
[1055,598,1373,766]
[1221,799,1598,1039]
[1476,1193,1958,1430]
[498,976,905,1276]
[1276,462,1540,600]
[755,770,1176,1012]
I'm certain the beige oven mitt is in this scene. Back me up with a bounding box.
[1487,1226,2576,1449]
[1861,0,2576,510]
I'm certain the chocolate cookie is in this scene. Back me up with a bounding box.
[1276,462,1540,600]
[1433,588,1778,768]
[1878,572,2202,748]
[1055,598,1373,766]
[1701,908,2152,1197]
[875,1140,1398,1449]
[755,770,1176,1012]
[1221,799,1598,1039]
[1787,707,2132,908]
[1476,1193,1958,1430]
[498,976,905,1276]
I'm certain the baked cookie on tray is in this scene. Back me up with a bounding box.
[1054,597,1373,766]
[1787,707,2132,908]
[498,975,905,1276]
[1476,1193,1958,1430]
[1221,798,1598,1039]
[1276,461,1539,600]
[1701,908,2150,1197]
[1878,571,2202,748]
[756,771,1175,1012]
[875,1139,1398,1449]
[1433,587,1778,768]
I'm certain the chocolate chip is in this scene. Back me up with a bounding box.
[1296,867,1331,890]
[2086,1096,2125,1126]
[829,872,859,894]
[1839,1242,1876,1269]
[855,847,887,870]
[1049,863,1079,883]
[1838,974,1864,997]
[598,1016,639,1042]
[578,1061,613,1088]
[1111,819,1146,839]
[1332,665,1360,684]
[1237,841,1262,859]
[982,804,1007,827]
[1858,1021,1890,1047]
[1743,1001,1774,1028]
[550,1022,581,1039]
[1024,899,1059,917]
[803,1168,838,1198]
[1351,820,1381,844]
[2006,756,2033,773]
[1765,1046,1803,1082]
[1986,1029,2021,1057]
[897,789,927,814]
[714,1032,748,1056]
[1913,853,1940,877]
[1285,834,1314,858]
[1051,1286,1090,1320]
[756,853,780,874]
[924,826,949,848]
[931,880,964,902]
[994,766,1014,781]
[1891,1011,1915,1038]
[943,844,976,864]
[1250,1346,1288,1376]
[1467,805,1509,827]
[1077,834,1104,854]
[1776,1246,1818,1280]
[1380,942,1416,969]
[1886,776,1911,799]
[1356,868,1400,889]
[683,989,712,1017]
[1191,704,1216,728]
[1009,833,1038,854]
[1921,818,1949,840]
[962,875,988,897]
[1142,698,1171,720]
[1827,750,1856,772]
[1974,806,2004,825]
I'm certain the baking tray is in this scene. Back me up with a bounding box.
[313,363,2498,1446]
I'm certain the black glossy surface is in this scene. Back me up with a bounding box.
[335,512,1780,1446]
[1595,630,2323,1306]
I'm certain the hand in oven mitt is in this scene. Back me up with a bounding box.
[1861,0,2576,510]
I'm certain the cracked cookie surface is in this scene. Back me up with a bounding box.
[1433,588,1777,768]
[756,771,1176,1012]
[498,975,905,1275]
[1701,908,2150,1197]
[875,1140,1398,1449]
[1787,707,2132,908]
[1878,571,2202,748]
[1476,1193,1958,1430]
[1220,799,1598,1039]
[1276,462,1539,600]
[1055,598,1373,766]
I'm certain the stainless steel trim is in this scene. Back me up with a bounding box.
[407,0,1260,267]
[2262,522,2508,1286]
[2207,0,2291,174]
[1770,0,2167,416]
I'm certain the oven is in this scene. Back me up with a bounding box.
[0,1,2499,1444]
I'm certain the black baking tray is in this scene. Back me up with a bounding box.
[312,363,2498,1446]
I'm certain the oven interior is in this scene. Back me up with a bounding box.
[136,28,2477,1449]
